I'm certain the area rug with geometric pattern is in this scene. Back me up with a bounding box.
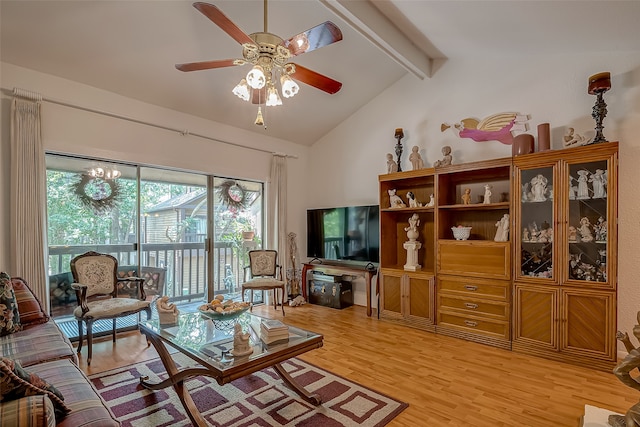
[89,353,408,427]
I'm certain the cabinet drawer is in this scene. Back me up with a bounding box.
[438,276,509,301]
[437,311,510,340]
[438,294,509,320]
[437,240,510,279]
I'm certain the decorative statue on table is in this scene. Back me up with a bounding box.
[231,323,253,357]
[157,296,179,325]
[609,312,640,427]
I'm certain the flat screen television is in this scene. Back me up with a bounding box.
[306,205,379,264]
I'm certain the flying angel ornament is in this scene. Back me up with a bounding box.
[441,112,529,145]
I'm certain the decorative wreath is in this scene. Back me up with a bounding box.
[216,180,247,210]
[72,175,123,214]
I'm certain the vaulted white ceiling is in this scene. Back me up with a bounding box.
[2,1,639,146]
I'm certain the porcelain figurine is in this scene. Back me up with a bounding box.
[578,217,594,242]
[409,146,424,170]
[483,184,493,204]
[403,213,422,271]
[425,193,435,207]
[388,189,406,209]
[590,169,607,199]
[461,188,472,205]
[494,214,509,242]
[157,295,179,325]
[406,191,421,207]
[433,146,453,168]
[576,170,590,200]
[231,323,253,357]
[386,153,398,174]
[531,174,548,202]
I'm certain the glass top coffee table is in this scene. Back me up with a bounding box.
[138,311,323,427]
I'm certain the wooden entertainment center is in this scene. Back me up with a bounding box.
[377,142,618,370]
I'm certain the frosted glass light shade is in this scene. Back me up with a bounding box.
[246,65,266,89]
[232,79,250,101]
[280,75,299,98]
[266,86,282,106]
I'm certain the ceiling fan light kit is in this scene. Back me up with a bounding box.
[176,1,343,127]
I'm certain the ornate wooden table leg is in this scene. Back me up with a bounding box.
[139,331,213,427]
[273,362,322,405]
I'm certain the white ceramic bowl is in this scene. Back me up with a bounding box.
[451,226,472,240]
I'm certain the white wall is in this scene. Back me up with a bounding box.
[310,53,640,355]
[0,63,310,274]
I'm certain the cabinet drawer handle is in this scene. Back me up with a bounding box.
[464,303,478,309]
[464,320,478,327]
[464,285,478,291]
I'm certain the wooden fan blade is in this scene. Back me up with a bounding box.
[175,59,239,72]
[290,64,342,94]
[193,2,254,45]
[251,88,267,104]
[284,21,343,56]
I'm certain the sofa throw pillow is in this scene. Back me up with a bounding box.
[0,357,70,419]
[11,277,49,326]
[0,272,21,335]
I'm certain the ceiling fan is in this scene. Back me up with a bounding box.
[176,1,343,115]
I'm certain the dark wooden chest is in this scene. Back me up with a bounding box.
[308,279,354,309]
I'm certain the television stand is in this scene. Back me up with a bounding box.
[301,262,377,317]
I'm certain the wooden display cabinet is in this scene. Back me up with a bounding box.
[511,142,618,370]
[378,169,436,330]
[434,158,513,349]
[379,169,436,272]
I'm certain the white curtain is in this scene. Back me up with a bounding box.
[10,95,49,308]
[268,154,288,300]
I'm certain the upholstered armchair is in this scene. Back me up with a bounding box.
[70,251,152,365]
[241,250,285,316]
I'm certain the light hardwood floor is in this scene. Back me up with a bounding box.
[76,304,637,426]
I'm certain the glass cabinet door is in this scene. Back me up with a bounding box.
[518,166,555,281]
[566,160,609,284]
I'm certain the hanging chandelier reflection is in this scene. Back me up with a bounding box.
[88,166,121,180]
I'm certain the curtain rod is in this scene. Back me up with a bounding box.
[1,87,298,159]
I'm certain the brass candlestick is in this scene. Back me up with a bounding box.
[588,72,611,144]
[394,128,404,172]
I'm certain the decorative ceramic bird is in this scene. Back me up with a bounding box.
[441,112,528,145]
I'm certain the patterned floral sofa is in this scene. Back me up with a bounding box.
[0,273,120,427]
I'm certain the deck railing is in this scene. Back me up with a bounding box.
[48,242,248,316]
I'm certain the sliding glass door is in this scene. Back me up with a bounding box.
[46,155,138,320]
[139,167,208,303]
[46,154,265,336]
